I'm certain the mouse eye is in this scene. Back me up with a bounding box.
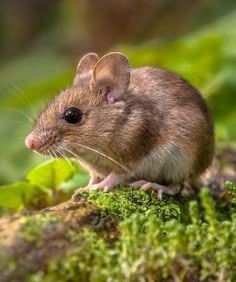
[62,107,83,124]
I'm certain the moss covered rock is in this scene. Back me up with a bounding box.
[0,184,236,282]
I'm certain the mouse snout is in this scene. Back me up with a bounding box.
[25,133,36,150]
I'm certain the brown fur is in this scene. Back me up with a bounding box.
[26,52,215,185]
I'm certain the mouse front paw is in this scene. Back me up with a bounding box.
[71,184,114,201]
[71,172,124,201]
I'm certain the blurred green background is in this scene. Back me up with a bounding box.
[0,0,236,185]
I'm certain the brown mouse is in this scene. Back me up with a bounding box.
[25,52,214,199]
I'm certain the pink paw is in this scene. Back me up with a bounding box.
[129,180,181,200]
[72,172,122,201]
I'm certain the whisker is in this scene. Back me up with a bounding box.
[48,147,57,159]
[8,108,34,124]
[58,144,94,177]
[68,142,132,175]
[43,154,49,162]
[59,143,80,159]
[7,84,31,107]
[63,133,126,167]
[54,145,74,169]
[7,84,40,120]
[58,143,85,164]
[47,152,52,162]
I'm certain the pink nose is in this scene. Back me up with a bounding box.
[25,134,36,150]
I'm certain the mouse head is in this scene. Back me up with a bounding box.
[25,52,131,159]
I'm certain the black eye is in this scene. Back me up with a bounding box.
[63,107,83,124]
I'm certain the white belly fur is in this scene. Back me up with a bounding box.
[134,141,190,184]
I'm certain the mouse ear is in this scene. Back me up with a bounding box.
[91,52,131,104]
[74,53,99,85]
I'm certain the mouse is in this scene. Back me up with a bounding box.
[25,52,214,199]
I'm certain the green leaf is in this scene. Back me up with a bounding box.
[60,173,89,193]
[26,159,80,190]
[0,159,89,213]
[0,182,50,210]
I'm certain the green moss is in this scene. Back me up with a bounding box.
[226,181,236,204]
[77,187,189,222]
[19,213,61,242]
[28,229,114,282]
[27,185,236,282]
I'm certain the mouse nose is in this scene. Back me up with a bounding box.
[25,133,36,150]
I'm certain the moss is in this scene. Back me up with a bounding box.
[0,199,119,282]
[0,213,62,281]
[226,180,236,212]
[26,185,236,282]
[27,228,116,282]
[19,213,61,242]
[1,183,236,282]
[77,187,190,222]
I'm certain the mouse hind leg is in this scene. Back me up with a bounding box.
[129,181,183,200]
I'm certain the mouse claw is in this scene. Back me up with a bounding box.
[79,187,89,192]
[103,185,113,192]
[90,184,100,191]
[128,180,181,200]
[157,190,163,200]
[90,184,114,192]
[139,183,162,200]
[71,173,123,199]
